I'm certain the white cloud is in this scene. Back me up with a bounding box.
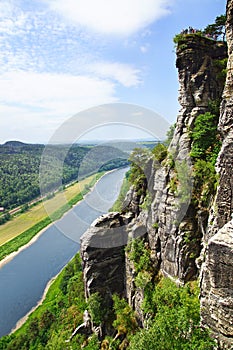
[87,62,141,87]
[0,71,115,108]
[46,0,172,36]
[0,71,118,142]
[0,1,14,18]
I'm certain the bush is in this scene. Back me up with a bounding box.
[127,238,152,274]
[128,148,151,193]
[152,143,167,163]
[112,295,137,336]
[87,293,106,325]
[129,278,215,350]
[190,110,221,208]
[190,111,220,164]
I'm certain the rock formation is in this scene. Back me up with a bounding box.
[80,3,233,348]
[200,221,233,349]
[150,34,227,283]
[80,212,134,303]
[200,1,233,348]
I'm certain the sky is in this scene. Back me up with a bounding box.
[0,0,226,144]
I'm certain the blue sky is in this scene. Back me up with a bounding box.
[0,0,226,143]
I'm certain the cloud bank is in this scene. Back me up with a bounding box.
[46,0,172,36]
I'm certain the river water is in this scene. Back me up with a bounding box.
[0,168,127,337]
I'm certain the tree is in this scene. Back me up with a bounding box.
[203,14,226,41]
[112,295,137,337]
[87,292,106,325]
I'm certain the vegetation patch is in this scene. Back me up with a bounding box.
[190,107,221,208]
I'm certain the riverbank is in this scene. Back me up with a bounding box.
[0,172,104,263]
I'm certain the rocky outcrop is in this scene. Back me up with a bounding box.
[81,33,228,328]
[80,6,233,348]
[207,0,233,236]
[200,1,233,347]
[200,221,233,349]
[149,35,227,283]
[80,212,134,304]
[80,32,228,331]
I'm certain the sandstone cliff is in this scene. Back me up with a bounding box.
[80,6,232,349]
[200,1,233,348]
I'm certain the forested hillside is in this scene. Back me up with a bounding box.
[0,141,129,211]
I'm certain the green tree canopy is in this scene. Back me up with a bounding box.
[203,14,226,41]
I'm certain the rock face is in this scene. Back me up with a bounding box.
[80,7,233,348]
[200,221,233,349]
[200,1,233,347]
[149,35,227,283]
[207,0,233,236]
[80,212,134,303]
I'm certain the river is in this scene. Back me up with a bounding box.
[0,168,127,337]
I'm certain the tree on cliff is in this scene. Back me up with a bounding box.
[203,14,226,41]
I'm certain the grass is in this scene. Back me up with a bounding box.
[0,173,104,261]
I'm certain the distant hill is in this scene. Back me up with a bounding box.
[3,140,28,147]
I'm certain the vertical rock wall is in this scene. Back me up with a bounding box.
[149,35,227,283]
[80,7,233,348]
[200,1,233,348]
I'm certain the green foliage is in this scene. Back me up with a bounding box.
[127,238,152,274]
[0,142,128,210]
[87,293,106,325]
[214,58,228,84]
[169,174,178,194]
[152,143,167,163]
[135,270,152,289]
[83,335,100,350]
[190,109,221,207]
[203,14,226,40]
[152,222,159,229]
[129,278,215,350]
[140,192,152,210]
[192,159,218,207]
[173,33,185,44]
[112,295,137,336]
[0,212,11,226]
[128,148,151,194]
[19,204,29,213]
[190,112,220,163]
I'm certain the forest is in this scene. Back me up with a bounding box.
[0,141,129,212]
